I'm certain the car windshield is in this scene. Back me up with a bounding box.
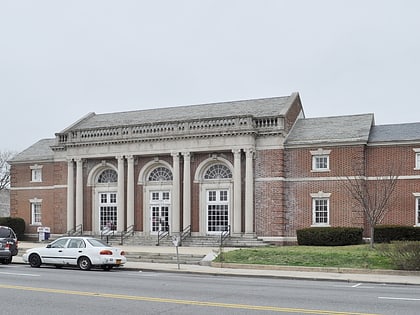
[0,228,12,238]
[86,238,110,247]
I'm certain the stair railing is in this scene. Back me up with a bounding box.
[67,224,83,236]
[220,224,231,247]
[120,225,135,245]
[180,225,191,245]
[157,225,170,246]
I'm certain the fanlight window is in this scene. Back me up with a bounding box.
[97,169,118,183]
[204,164,232,179]
[148,166,173,181]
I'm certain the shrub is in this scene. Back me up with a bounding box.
[379,241,420,270]
[297,227,363,246]
[374,225,420,243]
[0,217,26,239]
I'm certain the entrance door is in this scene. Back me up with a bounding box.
[99,192,117,231]
[150,191,170,233]
[207,189,229,233]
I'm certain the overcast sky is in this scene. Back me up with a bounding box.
[1,0,419,152]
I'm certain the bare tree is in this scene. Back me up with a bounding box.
[341,162,400,248]
[0,150,15,191]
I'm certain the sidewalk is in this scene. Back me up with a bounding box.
[14,241,420,285]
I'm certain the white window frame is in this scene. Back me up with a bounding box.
[417,198,420,226]
[413,193,420,226]
[30,164,43,182]
[30,198,42,225]
[310,191,331,226]
[414,149,420,170]
[311,149,331,172]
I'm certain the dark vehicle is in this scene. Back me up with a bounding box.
[0,226,18,264]
[0,241,12,264]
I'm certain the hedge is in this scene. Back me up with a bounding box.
[374,225,420,243]
[0,217,26,240]
[297,227,363,246]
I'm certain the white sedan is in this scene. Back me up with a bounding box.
[22,236,127,271]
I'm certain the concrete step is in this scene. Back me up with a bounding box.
[125,252,206,265]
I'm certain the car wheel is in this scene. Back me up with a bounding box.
[102,265,112,271]
[29,254,42,268]
[1,258,11,265]
[78,256,92,271]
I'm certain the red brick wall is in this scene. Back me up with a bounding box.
[254,149,284,236]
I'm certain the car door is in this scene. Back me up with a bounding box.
[40,238,69,264]
[61,238,86,266]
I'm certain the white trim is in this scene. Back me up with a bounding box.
[87,162,118,187]
[138,159,173,185]
[194,156,233,183]
[310,148,331,155]
[200,182,232,236]
[310,191,331,198]
[143,185,173,235]
[10,185,67,190]
[255,177,284,182]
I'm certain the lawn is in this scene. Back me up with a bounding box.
[216,245,395,270]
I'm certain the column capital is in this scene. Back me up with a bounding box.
[171,152,180,158]
[244,147,255,157]
[126,155,134,161]
[181,151,191,159]
[116,155,125,161]
[232,149,242,156]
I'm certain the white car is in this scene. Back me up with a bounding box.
[22,236,127,271]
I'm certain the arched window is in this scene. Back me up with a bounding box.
[148,166,173,181]
[97,169,118,183]
[204,164,232,179]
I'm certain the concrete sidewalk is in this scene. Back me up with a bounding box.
[14,241,420,285]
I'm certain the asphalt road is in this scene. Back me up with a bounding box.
[1,264,419,315]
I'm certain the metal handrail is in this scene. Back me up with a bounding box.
[157,226,170,246]
[220,225,231,247]
[180,225,191,244]
[67,224,83,236]
[120,225,135,245]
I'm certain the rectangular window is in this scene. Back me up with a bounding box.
[417,198,420,225]
[151,192,159,201]
[416,153,420,170]
[312,156,329,171]
[31,203,42,225]
[31,169,42,182]
[208,191,216,202]
[313,198,329,225]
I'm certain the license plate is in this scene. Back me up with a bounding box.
[116,259,121,265]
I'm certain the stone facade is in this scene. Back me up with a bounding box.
[8,93,420,241]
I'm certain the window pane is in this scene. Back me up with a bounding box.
[314,198,329,224]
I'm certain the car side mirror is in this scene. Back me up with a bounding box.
[46,244,51,248]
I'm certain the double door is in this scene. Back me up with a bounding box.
[150,191,170,233]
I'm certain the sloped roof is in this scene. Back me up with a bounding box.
[368,122,420,143]
[9,139,55,163]
[61,95,297,131]
[285,114,374,146]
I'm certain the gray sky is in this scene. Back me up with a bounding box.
[1,0,419,152]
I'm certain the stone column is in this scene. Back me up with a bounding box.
[245,148,254,234]
[182,152,191,230]
[117,155,125,232]
[172,152,180,234]
[126,155,135,228]
[75,158,83,229]
[67,159,75,232]
[232,149,242,235]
